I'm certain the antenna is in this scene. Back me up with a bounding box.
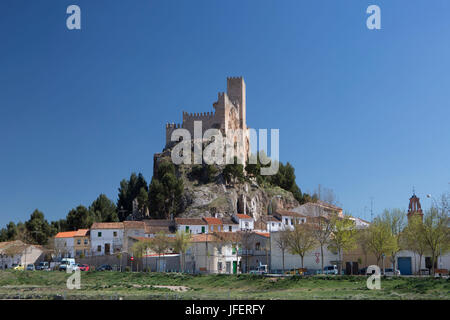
[370,197,374,221]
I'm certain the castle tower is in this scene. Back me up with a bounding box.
[407,191,423,222]
[227,77,246,130]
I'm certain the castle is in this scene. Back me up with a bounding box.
[165,77,250,163]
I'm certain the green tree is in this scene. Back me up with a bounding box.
[66,205,94,230]
[136,187,149,215]
[287,223,318,268]
[401,215,428,274]
[6,222,18,240]
[422,206,449,276]
[366,217,398,269]
[90,194,118,222]
[149,232,171,272]
[25,209,52,245]
[328,214,357,274]
[223,157,244,184]
[381,208,406,271]
[117,173,148,221]
[148,161,184,219]
[172,231,192,272]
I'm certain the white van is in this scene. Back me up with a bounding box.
[323,265,338,275]
[58,258,78,272]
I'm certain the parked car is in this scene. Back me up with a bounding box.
[97,264,113,271]
[78,264,90,271]
[323,265,338,275]
[36,261,50,271]
[58,258,78,272]
[26,264,35,271]
[383,268,401,276]
[12,264,24,271]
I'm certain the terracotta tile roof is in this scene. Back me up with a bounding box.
[191,234,210,242]
[262,215,281,222]
[123,221,146,229]
[221,217,238,225]
[254,232,270,238]
[175,218,207,225]
[203,217,223,225]
[143,219,175,227]
[55,231,77,238]
[74,229,89,237]
[90,222,124,230]
[315,200,343,212]
[275,210,306,218]
[236,214,253,220]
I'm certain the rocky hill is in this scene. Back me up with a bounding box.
[153,146,300,222]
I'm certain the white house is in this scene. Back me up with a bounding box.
[123,221,146,254]
[90,222,124,256]
[0,240,45,269]
[262,215,283,232]
[185,233,241,274]
[270,231,339,272]
[233,214,254,231]
[273,210,307,230]
[221,217,240,232]
[54,231,76,258]
[175,218,207,234]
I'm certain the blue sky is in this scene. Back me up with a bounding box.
[0,0,449,227]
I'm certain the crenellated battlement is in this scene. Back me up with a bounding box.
[165,77,248,160]
[166,123,182,129]
[182,111,215,120]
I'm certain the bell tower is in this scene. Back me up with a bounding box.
[407,188,423,222]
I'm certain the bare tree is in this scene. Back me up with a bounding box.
[149,232,170,272]
[287,223,318,269]
[311,215,333,272]
[275,228,291,273]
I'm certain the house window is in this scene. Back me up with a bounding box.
[84,239,88,245]
[229,226,232,232]
[210,226,213,231]
[97,245,101,252]
[185,226,189,233]
[113,231,117,237]
[77,240,81,245]
[245,222,249,228]
[271,223,274,227]
[201,226,205,233]
[290,220,293,225]
[218,262,223,271]
[98,232,102,237]
[285,218,288,224]
[255,243,261,251]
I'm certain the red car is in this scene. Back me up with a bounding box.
[78,264,90,271]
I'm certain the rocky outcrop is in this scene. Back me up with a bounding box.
[153,150,300,222]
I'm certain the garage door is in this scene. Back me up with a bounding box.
[398,257,412,275]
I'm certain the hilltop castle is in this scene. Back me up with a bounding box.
[165,77,250,163]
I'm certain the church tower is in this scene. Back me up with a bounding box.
[407,190,423,222]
